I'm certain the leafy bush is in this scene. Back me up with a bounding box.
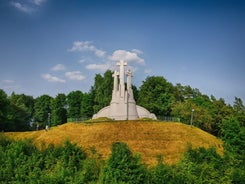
[0,138,87,183]
[0,137,244,183]
[100,142,147,184]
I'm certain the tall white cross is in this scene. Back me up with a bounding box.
[117,60,127,96]
[112,70,119,91]
[126,69,132,90]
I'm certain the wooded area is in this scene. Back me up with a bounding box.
[0,70,244,183]
[1,70,244,137]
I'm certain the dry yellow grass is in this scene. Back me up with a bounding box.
[4,121,223,166]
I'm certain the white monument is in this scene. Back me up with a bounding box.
[92,60,157,120]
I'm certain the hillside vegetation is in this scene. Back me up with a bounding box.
[4,121,223,165]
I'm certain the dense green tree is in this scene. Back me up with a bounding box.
[7,93,34,131]
[149,156,173,184]
[171,99,213,132]
[221,118,245,156]
[92,73,104,113]
[51,93,67,126]
[6,103,29,131]
[92,70,113,113]
[172,84,202,102]
[101,142,146,184]
[138,76,174,116]
[67,90,83,119]
[174,146,230,184]
[81,92,94,118]
[233,97,245,127]
[210,96,233,136]
[132,84,139,102]
[0,89,10,131]
[172,83,185,102]
[33,95,52,128]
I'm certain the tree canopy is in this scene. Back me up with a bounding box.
[0,70,244,183]
[0,70,244,137]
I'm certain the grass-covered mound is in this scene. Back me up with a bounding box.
[4,121,223,165]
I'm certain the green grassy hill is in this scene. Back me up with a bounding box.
[4,121,223,166]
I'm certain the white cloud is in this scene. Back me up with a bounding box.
[10,0,47,14]
[42,74,66,83]
[79,58,86,63]
[132,49,143,55]
[3,80,15,84]
[144,69,152,74]
[52,64,66,71]
[68,41,106,58]
[68,40,147,74]
[32,0,46,6]
[10,2,34,14]
[65,71,85,81]
[86,63,111,71]
[109,50,145,65]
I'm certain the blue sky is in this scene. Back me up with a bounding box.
[0,0,244,104]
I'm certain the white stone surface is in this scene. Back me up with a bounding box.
[92,60,157,120]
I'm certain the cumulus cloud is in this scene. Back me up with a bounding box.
[68,41,106,58]
[51,64,66,71]
[10,0,47,14]
[68,40,147,74]
[109,49,145,65]
[32,0,46,6]
[78,58,86,63]
[65,71,85,81]
[132,49,143,55]
[42,74,66,83]
[10,2,34,14]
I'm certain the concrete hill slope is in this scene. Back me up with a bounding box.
[4,121,223,165]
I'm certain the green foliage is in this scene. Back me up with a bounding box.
[81,158,101,183]
[173,146,230,184]
[138,76,174,116]
[101,142,147,184]
[0,89,9,130]
[149,158,173,184]
[2,71,244,138]
[0,137,88,184]
[67,90,83,119]
[0,91,35,131]
[1,137,244,183]
[210,97,233,136]
[51,93,67,126]
[92,70,113,113]
[1,70,245,182]
[171,89,234,136]
[171,99,213,132]
[233,97,245,127]
[221,118,245,156]
[33,95,53,129]
[81,92,94,118]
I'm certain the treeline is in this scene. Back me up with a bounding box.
[1,70,245,137]
[0,135,244,183]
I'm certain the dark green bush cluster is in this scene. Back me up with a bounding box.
[0,136,244,184]
[0,136,98,184]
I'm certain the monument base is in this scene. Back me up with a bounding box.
[92,105,157,120]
